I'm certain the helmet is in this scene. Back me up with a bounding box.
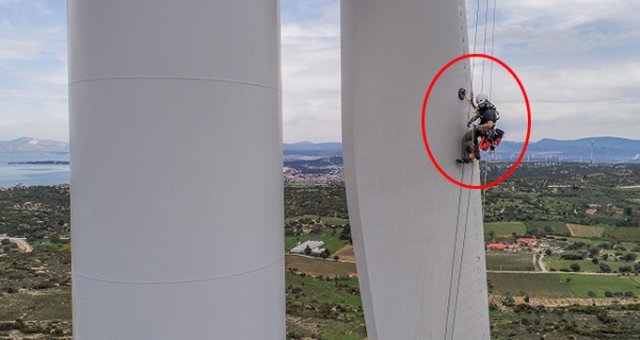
[475,94,489,106]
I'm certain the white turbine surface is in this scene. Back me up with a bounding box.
[69,1,284,338]
[342,1,490,339]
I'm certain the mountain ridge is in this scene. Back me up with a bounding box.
[0,137,69,153]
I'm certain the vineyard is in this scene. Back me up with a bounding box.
[566,224,606,237]
[488,273,573,298]
[486,253,536,271]
[611,227,640,242]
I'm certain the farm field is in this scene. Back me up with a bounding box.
[334,244,356,263]
[545,259,627,273]
[611,227,640,242]
[558,274,640,298]
[484,222,526,237]
[489,272,640,299]
[488,273,573,298]
[524,220,569,235]
[486,253,536,271]
[566,224,606,237]
[285,255,357,278]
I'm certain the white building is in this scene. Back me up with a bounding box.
[290,240,324,254]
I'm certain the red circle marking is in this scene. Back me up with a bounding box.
[421,53,531,190]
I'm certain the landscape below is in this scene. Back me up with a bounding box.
[1,162,640,339]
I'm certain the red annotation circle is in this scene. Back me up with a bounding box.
[421,53,531,190]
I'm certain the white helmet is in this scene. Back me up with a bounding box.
[475,94,489,106]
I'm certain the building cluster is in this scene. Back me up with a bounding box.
[283,167,344,184]
[486,238,539,251]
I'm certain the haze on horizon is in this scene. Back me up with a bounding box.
[0,0,639,143]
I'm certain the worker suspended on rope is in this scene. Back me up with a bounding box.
[459,93,504,163]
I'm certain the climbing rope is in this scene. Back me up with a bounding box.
[450,165,475,339]
[489,0,497,98]
[480,0,490,94]
[443,164,467,340]
[471,0,482,84]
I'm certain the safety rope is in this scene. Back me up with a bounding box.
[443,164,467,340]
[480,0,490,94]
[471,0,481,81]
[489,0,497,98]
[450,165,475,339]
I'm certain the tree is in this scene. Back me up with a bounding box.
[599,263,612,273]
[624,207,633,216]
[592,257,599,265]
[623,253,637,262]
[619,266,632,273]
[587,291,597,299]
[304,245,312,256]
[570,263,581,272]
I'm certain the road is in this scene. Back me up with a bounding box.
[487,270,619,276]
[537,252,548,272]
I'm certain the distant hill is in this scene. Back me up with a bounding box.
[0,137,69,153]
[494,137,640,163]
[4,137,636,163]
[284,137,640,163]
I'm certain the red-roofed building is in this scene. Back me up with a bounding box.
[487,243,509,251]
[516,238,538,247]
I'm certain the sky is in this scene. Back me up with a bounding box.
[0,0,639,143]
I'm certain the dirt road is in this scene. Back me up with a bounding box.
[2,238,33,253]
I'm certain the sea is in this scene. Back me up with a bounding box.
[0,152,70,188]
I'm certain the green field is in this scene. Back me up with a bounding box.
[546,259,628,273]
[611,228,640,242]
[488,273,573,298]
[486,253,536,271]
[558,274,640,298]
[524,220,570,235]
[485,222,526,237]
